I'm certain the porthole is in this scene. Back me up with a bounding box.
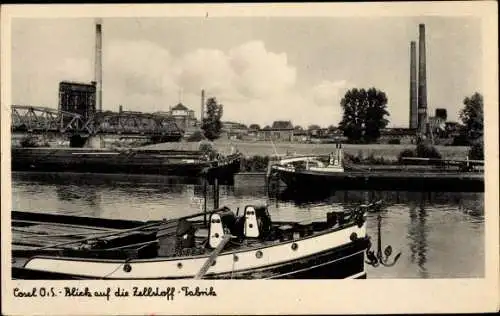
[233,255,239,262]
[350,232,358,241]
[291,243,298,251]
[211,260,216,266]
[177,262,183,269]
[256,250,263,258]
[214,233,219,238]
[249,224,253,228]
[123,263,132,273]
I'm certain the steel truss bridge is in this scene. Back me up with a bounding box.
[11,105,184,141]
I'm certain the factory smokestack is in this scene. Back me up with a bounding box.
[409,41,418,129]
[417,23,428,140]
[200,89,205,122]
[95,19,103,112]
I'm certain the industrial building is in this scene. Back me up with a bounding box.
[58,81,97,120]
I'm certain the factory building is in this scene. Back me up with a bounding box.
[58,81,97,120]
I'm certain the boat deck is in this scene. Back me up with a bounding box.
[12,211,165,262]
[11,209,342,265]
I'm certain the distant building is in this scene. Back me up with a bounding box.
[292,129,309,143]
[247,125,260,139]
[310,128,331,138]
[222,121,248,140]
[303,127,346,143]
[429,116,447,138]
[435,108,448,121]
[445,122,462,137]
[258,120,294,142]
[379,128,416,144]
[165,103,197,132]
[58,81,96,120]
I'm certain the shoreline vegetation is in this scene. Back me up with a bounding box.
[14,138,478,173]
[143,140,472,172]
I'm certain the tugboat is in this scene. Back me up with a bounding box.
[266,143,346,192]
[11,194,396,279]
[268,144,344,174]
[267,143,484,192]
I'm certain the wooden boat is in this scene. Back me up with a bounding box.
[267,144,484,192]
[11,147,241,180]
[11,200,384,280]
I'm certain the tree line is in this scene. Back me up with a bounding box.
[199,88,483,155]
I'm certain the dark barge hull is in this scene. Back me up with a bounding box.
[11,148,241,180]
[12,238,368,280]
[11,211,368,280]
[273,168,484,192]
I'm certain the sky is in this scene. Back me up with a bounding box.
[11,16,483,128]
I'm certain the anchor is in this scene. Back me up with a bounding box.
[365,213,401,267]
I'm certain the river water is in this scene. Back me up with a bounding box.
[11,172,484,279]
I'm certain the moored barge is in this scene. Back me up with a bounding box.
[268,145,484,192]
[11,147,241,180]
[11,200,390,280]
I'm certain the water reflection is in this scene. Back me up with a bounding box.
[11,172,484,278]
[407,198,429,278]
[12,171,202,188]
[55,185,99,205]
[275,188,485,216]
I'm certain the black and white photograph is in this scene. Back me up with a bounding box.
[1,3,498,315]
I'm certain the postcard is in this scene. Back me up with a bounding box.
[1,2,498,315]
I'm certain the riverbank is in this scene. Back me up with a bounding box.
[141,140,470,172]
[143,139,469,161]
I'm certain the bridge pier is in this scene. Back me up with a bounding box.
[84,135,105,149]
[69,134,104,148]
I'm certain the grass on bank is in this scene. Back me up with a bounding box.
[144,139,469,161]
[142,139,471,172]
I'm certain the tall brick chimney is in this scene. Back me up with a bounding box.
[417,24,428,140]
[409,41,418,129]
[95,19,103,112]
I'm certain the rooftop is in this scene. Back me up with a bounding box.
[171,103,189,111]
[267,120,293,130]
[59,80,96,86]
